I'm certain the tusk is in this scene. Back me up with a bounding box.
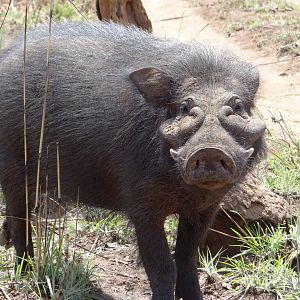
[245,147,254,158]
[170,148,179,161]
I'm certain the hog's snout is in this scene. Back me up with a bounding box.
[184,147,237,190]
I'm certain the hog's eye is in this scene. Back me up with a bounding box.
[233,100,248,118]
[234,102,244,111]
[180,102,189,114]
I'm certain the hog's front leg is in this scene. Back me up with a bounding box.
[175,208,218,300]
[132,217,176,300]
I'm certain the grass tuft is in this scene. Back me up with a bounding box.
[0,0,96,50]
[220,220,300,298]
[199,248,223,283]
[193,0,300,57]
[0,209,97,299]
[260,115,300,195]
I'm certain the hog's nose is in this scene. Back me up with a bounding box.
[185,147,237,190]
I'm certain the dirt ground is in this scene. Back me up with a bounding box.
[87,241,276,300]
[85,242,277,300]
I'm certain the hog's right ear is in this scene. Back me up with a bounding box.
[129,67,174,107]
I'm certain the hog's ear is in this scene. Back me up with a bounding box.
[129,67,174,107]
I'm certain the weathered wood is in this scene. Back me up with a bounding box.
[96,0,152,32]
[203,171,289,255]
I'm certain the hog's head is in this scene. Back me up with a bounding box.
[130,49,266,191]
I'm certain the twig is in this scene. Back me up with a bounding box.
[76,242,130,265]
[56,142,63,246]
[0,287,11,300]
[90,233,101,252]
[223,289,244,300]
[178,10,185,39]
[208,228,238,239]
[67,0,91,23]
[56,142,61,203]
[23,0,30,261]
[45,276,54,298]
[192,23,209,40]
[43,145,50,251]
[154,16,188,22]
[73,186,80,259]
[0,0,12,31]
[116,272,134,278]
[113,258,129,265]
[99,266,134,278]
[255,56,299,67]
[220,207,248,236]
[34,0,54,209]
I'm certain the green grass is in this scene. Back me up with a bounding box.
[224,221,300,298]
[0,206,135,298]
[2,123,298,299]
[0,0,96,50]
[164,215,179,249]
[263,140,300,195]
[0,209,98,299]
[198,248,223,282]
[0,207,143,298]
[78,208,134,245]
[0,8,106,295]
[227,0,298,12]
[194,0,300,56]
[199,219,300,298]
[261,117,300,195]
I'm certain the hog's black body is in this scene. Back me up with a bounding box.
[0,22,265,299]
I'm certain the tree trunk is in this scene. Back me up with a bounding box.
[95,0,152,32]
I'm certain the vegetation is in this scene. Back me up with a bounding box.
[0,0,96,49]
[0,211,98,299]
[79,208,134,245]
[199,218,300,299]
[193,0,300,57]
[262,118,300,195]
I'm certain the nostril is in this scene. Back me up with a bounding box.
[195,160,200,169]
[220,159,228,170]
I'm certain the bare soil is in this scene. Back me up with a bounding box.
[84,239,277,300]
[85,241,277,300]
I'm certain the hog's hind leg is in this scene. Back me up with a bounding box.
[2,173,34,271]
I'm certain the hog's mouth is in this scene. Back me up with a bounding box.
[196,180,232,190]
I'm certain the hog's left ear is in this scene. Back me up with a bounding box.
[129,67,174,107]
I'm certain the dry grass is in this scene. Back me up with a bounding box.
[0,0,96,49]
[191,0,300,57]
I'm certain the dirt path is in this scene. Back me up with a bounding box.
[143,0,300,138]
